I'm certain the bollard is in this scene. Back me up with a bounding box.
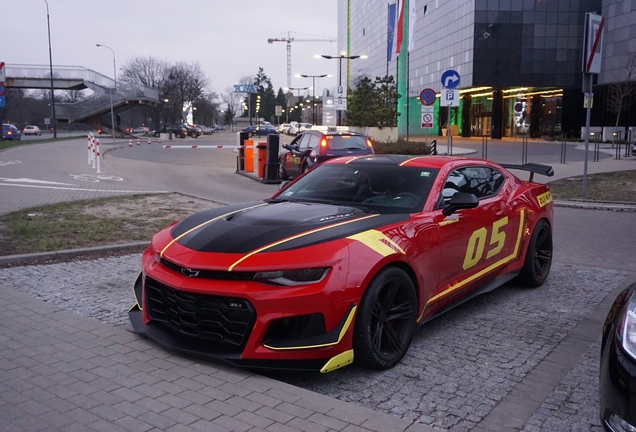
[92,136,96,169]
[88,134,93,164]
[95,138,101,174]
[128,139,132,147]
[137,138,140,146]
[159,138,162,145]
[148,138,151,145]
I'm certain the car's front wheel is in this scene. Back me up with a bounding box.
[191,132,198,138]
[517,219,552,287]
[353,267,417,370]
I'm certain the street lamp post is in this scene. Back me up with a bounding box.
[96,44,116,144]
[44,0,57,138]
[316,52,367,126]
[285,86,309,123]
[296,74,331,125]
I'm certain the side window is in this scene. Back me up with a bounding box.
[307,134,321,150]
[438,167,504,206]
[289,135,303,147]
[298,134,312,150]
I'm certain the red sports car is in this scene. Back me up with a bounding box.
[129,155,554,372]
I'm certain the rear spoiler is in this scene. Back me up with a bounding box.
[500,163,554,182]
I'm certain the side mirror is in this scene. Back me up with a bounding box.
[442,192,479,216]
[282,143,288,149]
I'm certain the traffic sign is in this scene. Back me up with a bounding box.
[441,89,459,107]
[419,88,436,106]
[441,69,460,89]
[0,96,5,108]
[0,83,4,97]
[0,62,5,82]
[514,102,523,113]
[421,106,434,129]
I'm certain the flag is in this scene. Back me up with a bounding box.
[387,3,397,62]
[407,0,417,53]
[396,0,405,55]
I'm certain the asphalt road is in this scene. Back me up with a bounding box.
[1,133,635,431]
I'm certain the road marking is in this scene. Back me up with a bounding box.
[69,174,124,182]
[0,183,167,193]
[0,160,22,166]
[0,177,75,186]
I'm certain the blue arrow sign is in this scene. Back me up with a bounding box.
[441,69,460,89]
[0,96,5,108]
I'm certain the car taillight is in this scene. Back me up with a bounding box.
[367,139,373,148]
[320,138,327,155]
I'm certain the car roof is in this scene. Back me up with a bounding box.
[323,154,503,170]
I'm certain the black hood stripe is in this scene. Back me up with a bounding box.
[227,214,380,271]
[161,202,268,257]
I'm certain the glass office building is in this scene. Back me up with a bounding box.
[336,0,635,139]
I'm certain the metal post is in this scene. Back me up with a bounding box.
[560,132,567,164]
[44,0,57,138]
[446,105,451,155]
[582,75,593,197]
[96,44,116,145]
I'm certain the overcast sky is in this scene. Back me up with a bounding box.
[2,0,338,100]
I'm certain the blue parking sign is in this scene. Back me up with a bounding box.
[0,96,5,107]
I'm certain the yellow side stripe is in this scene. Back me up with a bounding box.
[160,203,268,258]
[263,306,357,351]
[419,209,526,321]
[347,229,406,256]
[228,215,379,271]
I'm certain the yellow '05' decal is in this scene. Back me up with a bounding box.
[462,216,508,270]
[537,191,552,208]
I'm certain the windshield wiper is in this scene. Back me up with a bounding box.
[264,198,291,204]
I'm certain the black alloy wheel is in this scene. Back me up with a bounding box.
[354,267,417,369]
[518,219,552,287]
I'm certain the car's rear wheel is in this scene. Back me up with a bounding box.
[353,267,417,370]
[517,219,552,287]
[191,132,198,138]
[279,161,289,180]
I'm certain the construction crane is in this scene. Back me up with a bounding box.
[267,32,336,89]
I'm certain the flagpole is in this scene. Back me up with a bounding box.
[386,3,390,77]
[406,51,410,142]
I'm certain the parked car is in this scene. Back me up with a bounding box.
[600,280,636,431]
[128,155,554,372]
[631,139,635,157]
[132,126,149,134]
[213,125,225,132]
[288,122,313,135]
[279,130,374,179]
[241,124,277,136]
[152,123,193,138]
[22,125,42,136]
[2,123,22,141]
[195,125,213,135]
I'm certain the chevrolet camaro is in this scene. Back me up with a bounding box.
[129,155,554,373]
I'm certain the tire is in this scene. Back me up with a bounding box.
[191,132,198,138]
[353,267,417,370]
[279,161,289,180]
[517,219,552,287]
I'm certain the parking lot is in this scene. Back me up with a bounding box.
[1,133,635,431]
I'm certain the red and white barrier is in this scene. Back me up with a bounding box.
[147,138,151,145]
[163,145,243,149]
[137,138,140,146]
[87,134,93,164]
[128,139,132,147]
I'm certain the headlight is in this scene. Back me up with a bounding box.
[621,301,636,359]
[253,268,330,286]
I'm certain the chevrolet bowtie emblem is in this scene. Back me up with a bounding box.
[181,268,200,278]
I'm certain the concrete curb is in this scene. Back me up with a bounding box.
[0,241,149,266]
[553,200,636,212]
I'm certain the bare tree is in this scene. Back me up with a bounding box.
[607,53,636,139]
[221,86,243,119]
[63,89,86,103]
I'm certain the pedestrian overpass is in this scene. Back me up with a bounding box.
[4,64,159,135]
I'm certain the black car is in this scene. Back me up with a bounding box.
[154,124,199,138]
[278,130,374,180]
[600,279,636,431]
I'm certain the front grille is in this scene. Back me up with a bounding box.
[160,258,255,281]
[145,277,255,348]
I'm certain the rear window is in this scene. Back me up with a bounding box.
[326,135,368,150]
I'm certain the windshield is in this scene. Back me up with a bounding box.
[326,135,368,150]
[276,163,438,214]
